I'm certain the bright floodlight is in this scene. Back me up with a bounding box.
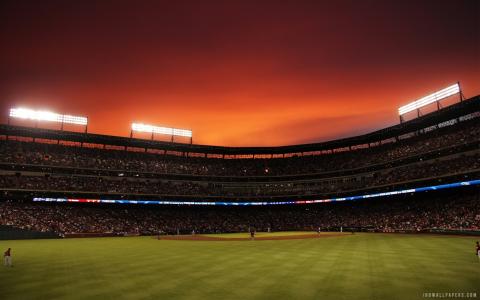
[398,83,460,115]
[131,123,192,138]
[9,108,88,125]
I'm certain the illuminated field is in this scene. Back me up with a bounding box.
[0,233,479,300]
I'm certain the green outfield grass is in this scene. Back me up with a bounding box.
[0,233,479,300]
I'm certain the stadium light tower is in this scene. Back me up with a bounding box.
[8,107,88,132]
[398,83,464,123]
[131,122,192,144]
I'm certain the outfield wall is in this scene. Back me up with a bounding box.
[0,225,60,240]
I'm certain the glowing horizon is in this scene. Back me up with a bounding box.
[1,1,479,146]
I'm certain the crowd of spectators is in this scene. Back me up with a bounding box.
[0,175,211,196]
[1,190,478,235]
[1,119,478,177]
[224,153,479,196]
[0,152,477,197]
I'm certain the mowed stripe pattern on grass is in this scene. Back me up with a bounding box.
[0,233,479,300]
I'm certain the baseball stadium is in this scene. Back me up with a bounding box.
[1,1,480,300]
[0,86,479,299]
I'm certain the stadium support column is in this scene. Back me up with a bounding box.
[6,115,10,140]
[458,81,465,102]
[59,121,64,145]
[33,120,38,142]
[82,120,87,147]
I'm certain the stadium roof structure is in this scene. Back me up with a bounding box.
[1,95,479,157]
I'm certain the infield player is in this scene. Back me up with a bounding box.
[250,228,255,240]
[4,248,12,267]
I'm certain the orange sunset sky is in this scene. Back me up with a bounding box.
[0,0,479,146]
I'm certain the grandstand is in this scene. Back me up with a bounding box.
[0,94,479,236]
